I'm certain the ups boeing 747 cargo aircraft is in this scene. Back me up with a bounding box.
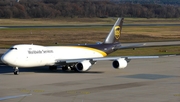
[1,18,158,75]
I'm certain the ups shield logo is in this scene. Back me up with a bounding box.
[114,26,120,39]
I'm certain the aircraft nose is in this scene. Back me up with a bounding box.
[1,54,10,64]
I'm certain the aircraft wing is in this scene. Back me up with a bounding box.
[118,43,146,49]
[92,56,159,61]
[54,56,159,71]
[120,41,180,49]
[55,56,159,64]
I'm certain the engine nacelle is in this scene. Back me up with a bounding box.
[75,60,92,72]
[112,58,128,69]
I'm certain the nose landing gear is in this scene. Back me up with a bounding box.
[14,67,19,75]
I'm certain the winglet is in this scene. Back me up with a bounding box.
[103,18,124,44]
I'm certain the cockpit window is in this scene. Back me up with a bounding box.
[10,48,17,50]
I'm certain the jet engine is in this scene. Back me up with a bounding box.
[75,60,92,72]
[112,58,128,69]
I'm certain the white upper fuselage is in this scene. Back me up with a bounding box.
[1,44,107,67]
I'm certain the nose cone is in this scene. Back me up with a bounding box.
[1,54,9,64]
[1,53,15,66]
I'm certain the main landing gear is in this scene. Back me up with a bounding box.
[49,66,57,71]
[14,67,19,75]
[61,65,78,72]
[49,65,78,72]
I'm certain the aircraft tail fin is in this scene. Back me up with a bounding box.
[103,18,124,44]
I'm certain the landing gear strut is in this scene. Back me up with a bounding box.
[61,65,78,72]
[62,65,71,71]
[14,67,19,75]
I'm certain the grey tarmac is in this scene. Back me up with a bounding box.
[0,55,180,102]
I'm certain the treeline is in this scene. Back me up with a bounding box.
[113,0,180,6]
[0,0,180,18]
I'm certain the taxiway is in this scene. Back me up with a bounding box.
[0,55,179,102]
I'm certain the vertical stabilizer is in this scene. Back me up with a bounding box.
[103,18,124,44]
